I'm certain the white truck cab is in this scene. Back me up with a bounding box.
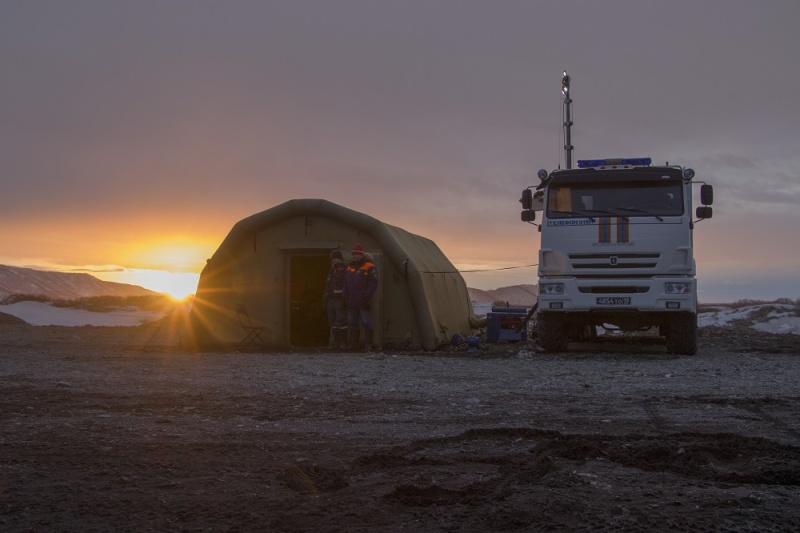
[521,157,714,354]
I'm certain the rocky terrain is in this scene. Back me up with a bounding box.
[0,264,155,301]
[1,319,800,531]
[467,285,537,307]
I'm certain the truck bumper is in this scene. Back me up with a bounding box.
[538,277,697,314]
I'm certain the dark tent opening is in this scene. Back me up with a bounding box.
[289,254,329,347]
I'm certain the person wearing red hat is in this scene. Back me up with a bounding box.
[342,243,378,351]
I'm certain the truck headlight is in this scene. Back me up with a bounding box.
[540,283,565,295]
[665,282,691,294]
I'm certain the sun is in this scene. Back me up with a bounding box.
[126,269,200,300]
[93,268,199,300]
[102,239,214,299]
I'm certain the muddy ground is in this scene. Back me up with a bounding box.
[2,318,800,532]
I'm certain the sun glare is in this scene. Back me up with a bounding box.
[94,268,200,300]
[93,238,214,299]
[127,270,200,300]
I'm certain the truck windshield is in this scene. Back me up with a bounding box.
[547,180,684,219]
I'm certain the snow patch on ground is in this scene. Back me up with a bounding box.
[473,301,800,336]
[698,303,800,335]
[472,301,495,317]
[0,301,166,327]
[2,299,798,335]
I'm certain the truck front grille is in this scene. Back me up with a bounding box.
[578,286,650,294]
[569,253,660,270]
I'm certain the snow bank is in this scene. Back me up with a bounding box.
[0,301,166,327]
[3,299,798,335]
[698,303,800,335]
[472,301,800,336]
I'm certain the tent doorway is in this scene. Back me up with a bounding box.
[288,254,330,347]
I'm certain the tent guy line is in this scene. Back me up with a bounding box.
[420,264,539,274]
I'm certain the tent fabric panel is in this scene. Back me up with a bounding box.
[379,224,475,348]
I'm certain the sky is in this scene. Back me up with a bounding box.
[2,1,799,302]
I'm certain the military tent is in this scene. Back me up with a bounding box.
[186,199,476,351]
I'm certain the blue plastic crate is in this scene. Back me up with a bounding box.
[486,307,529,342]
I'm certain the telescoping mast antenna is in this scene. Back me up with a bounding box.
[561,70,573,169]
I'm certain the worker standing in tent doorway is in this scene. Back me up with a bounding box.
[343,243,378,351]
[324,250,348,349]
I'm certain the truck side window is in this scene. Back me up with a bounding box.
[548,186,573,213]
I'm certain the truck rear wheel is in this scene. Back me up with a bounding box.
[665,313,697,355]
[537,313,569,352]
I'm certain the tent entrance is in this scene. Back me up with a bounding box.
[288,254,330,347]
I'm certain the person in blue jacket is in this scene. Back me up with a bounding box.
[342,243,378,351]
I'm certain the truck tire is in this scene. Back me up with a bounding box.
[665,313,697,355]
[537,313,569,352]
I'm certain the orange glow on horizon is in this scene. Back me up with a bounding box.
[80,238,215,299]
[94,268,200,300]
[117,238,216,273]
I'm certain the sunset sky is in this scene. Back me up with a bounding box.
[2,1,799,302]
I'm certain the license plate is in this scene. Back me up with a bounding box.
[596,297,631,305]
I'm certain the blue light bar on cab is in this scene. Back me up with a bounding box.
[577,157,652,168]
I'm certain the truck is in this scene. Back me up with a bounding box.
[519,73,714,355]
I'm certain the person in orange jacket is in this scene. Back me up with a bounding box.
[342,243,378,350]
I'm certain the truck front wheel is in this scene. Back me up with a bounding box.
[537,313,569,352]
[665,313,697,355]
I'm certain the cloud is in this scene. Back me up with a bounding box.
[68,266,126,274]
[1,1,800,302]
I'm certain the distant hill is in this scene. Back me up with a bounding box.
[468,284,538,306]
[0,265,156,301]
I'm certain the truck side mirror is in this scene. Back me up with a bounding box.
[520,189,533,210]
[700,184,713,206]
[521,210,536,222]
[696,206,713,219]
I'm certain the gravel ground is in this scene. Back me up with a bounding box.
[1,319,800,532]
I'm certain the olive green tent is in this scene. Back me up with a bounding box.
[186,199,476,351]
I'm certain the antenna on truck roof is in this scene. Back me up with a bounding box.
[561,70,574,170]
